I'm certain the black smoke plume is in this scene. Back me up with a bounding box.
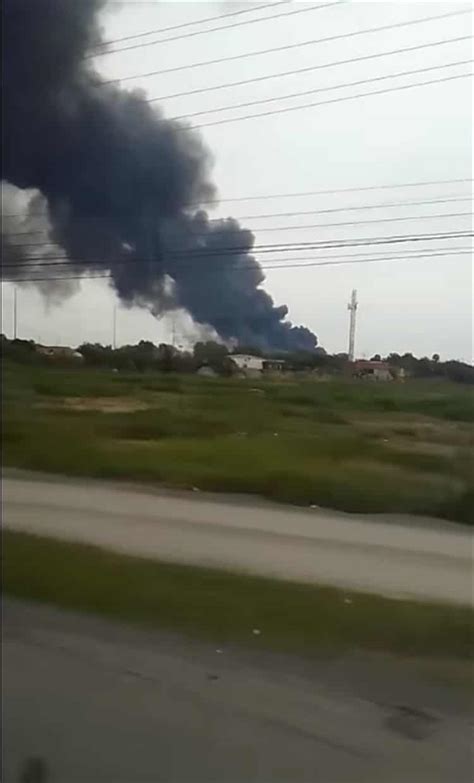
[2,0,317,351]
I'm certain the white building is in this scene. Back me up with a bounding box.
[351,360,393,381]
[230,354,265,373]
[229,354,285,377]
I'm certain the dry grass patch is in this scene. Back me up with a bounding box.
[37,396,152,413]
[351,413,473,446]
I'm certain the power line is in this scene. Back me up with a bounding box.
[192,179,474,207]
[3,195,470,226]
[218,212,472,236]
[166,231,474,258]
[3,232,472,268]
[96,0,291,48]
[88,1,342,58]
[100,8,472,84]
[219,196,472,222]
[147,35,472,103]
[169,59,472,122]
[5,248,471,276]
[215,212,473,236]
[6,243,469,267]
[7,212,472,249]
[2,249,470,284]
[2,185,471,223]
[7,245,472,272]
[261,247,473,267]
[186,71,473,130]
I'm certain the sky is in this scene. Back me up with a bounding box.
[2,0,473,360]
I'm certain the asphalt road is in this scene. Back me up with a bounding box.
[3,599,472,783]
[3,473,473,604]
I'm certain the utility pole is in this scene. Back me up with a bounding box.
[13,285,18,340]
[171,313,176,348]
[112,304,117,349]
[347,288,358,362]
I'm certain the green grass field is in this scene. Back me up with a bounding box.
[4,530,473,659]
[3,362,473,522]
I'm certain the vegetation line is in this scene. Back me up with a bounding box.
[3,356,473,524]
[4,531,473,660]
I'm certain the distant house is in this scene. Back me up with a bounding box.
[229,354,285,377]
[351,359,392,381]
[229,354,264,377]
[35,344,84,362]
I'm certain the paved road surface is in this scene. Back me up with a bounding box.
[3,599,472,782]
[3,473,473,604]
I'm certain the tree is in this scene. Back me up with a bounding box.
[432,353,440,363]
[78,343,114,366]
[444,360,474,385]
[193,341,228,373]
[414,357,434,377]
[0,336,40,365]
[156,343,175,372]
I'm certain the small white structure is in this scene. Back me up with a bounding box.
[229,354,285,377]
[230,354,265,374]
[352,360,392,381]
[36,344,84,362]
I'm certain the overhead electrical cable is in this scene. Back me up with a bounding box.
[6,211,472,249]
[2,249,470,284]
[2,185,471,222]
[213,196,473,222]
[5,245,469,268]
[99,8,472,84]
[87,1,342,58]
[96,0,291,48]
[184,72,473,130]
[146,35,472,103]
[3,232,472,269]
[3,195,470,225]
[190,178,473,207]
[168,59,472,121]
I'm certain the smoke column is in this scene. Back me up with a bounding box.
[2,0,317,351]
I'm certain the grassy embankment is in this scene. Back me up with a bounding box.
[4,530,473,660]
[3,361,473,522]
